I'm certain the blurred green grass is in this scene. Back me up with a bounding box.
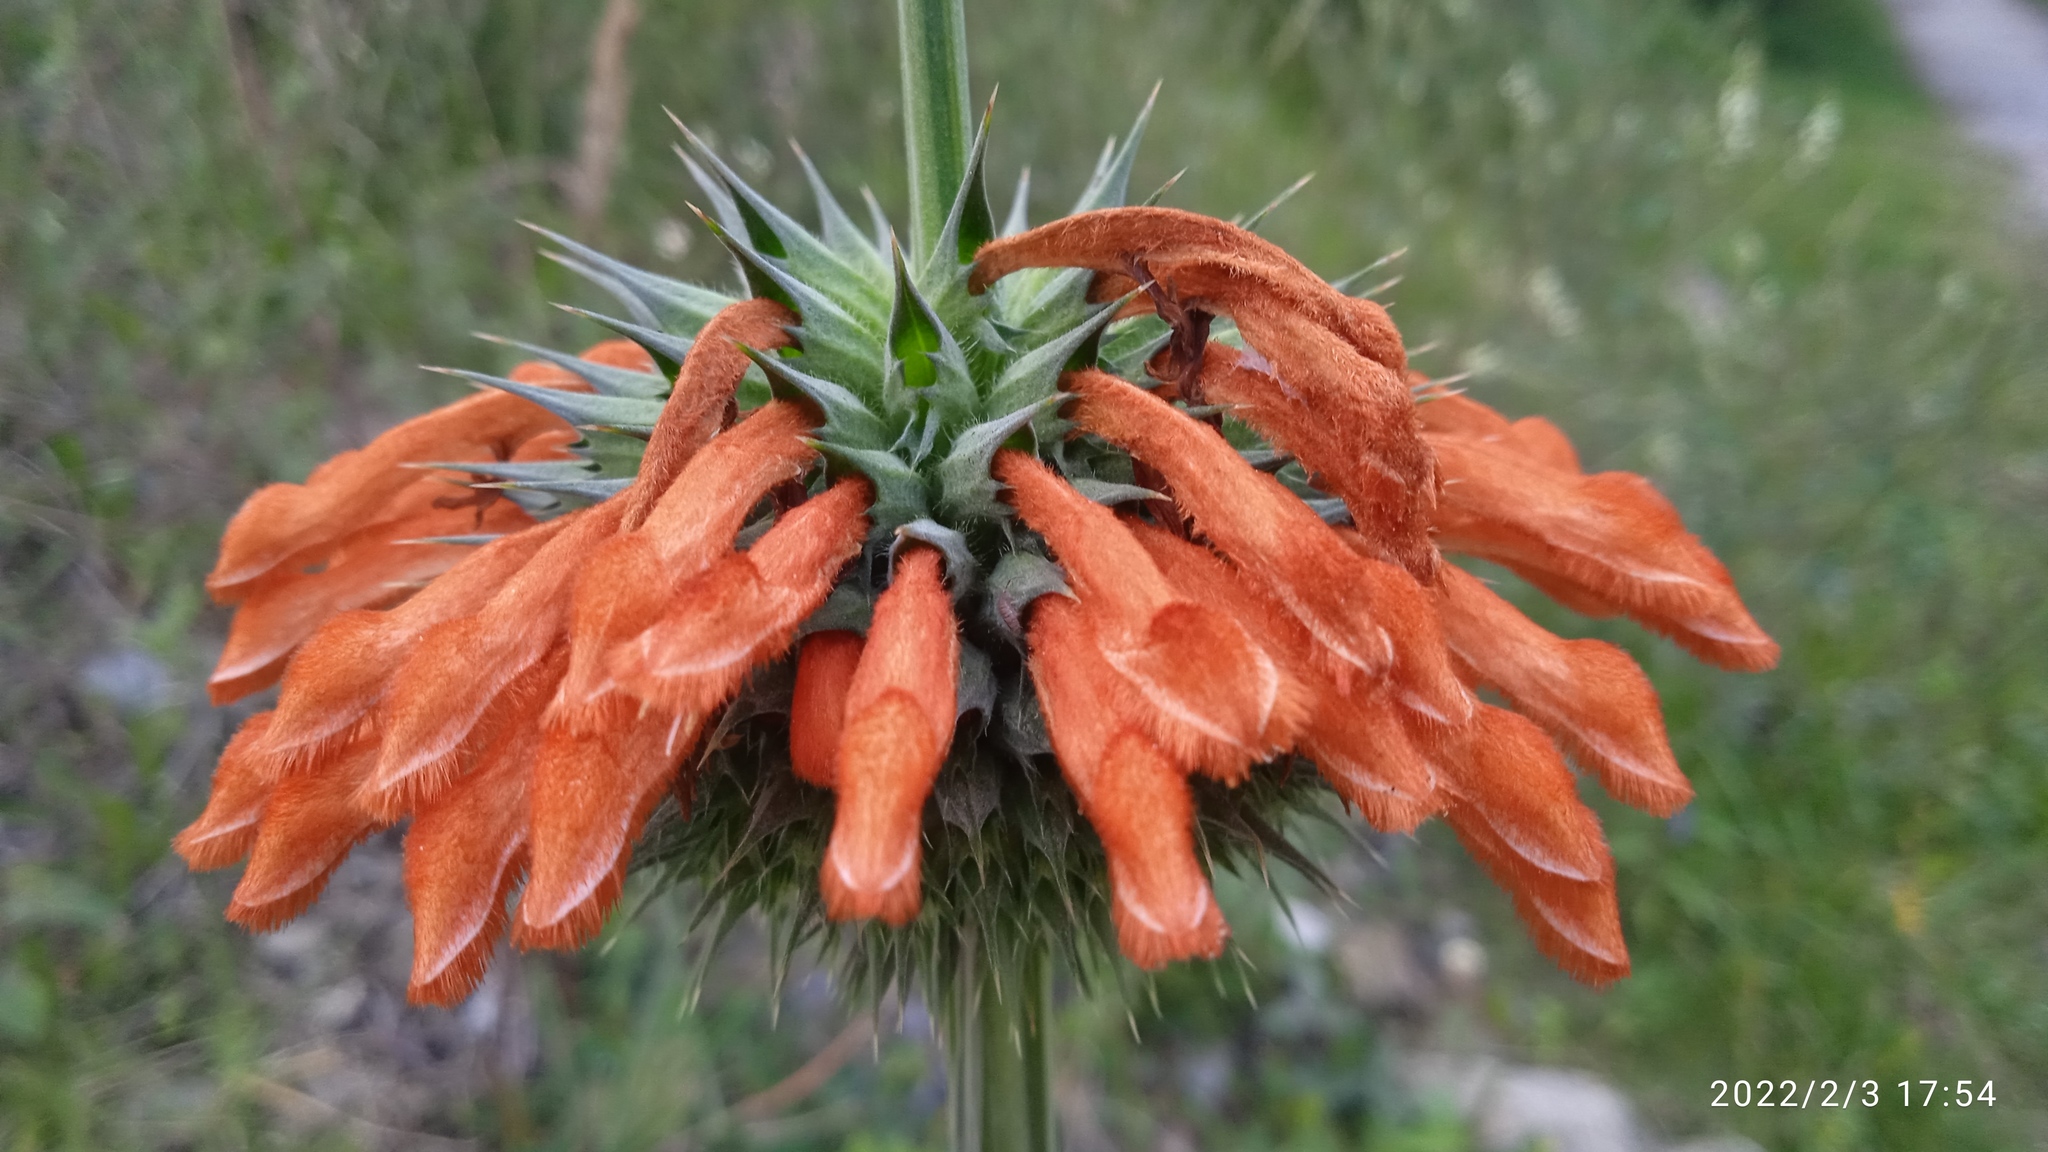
[4,0,2047,1148]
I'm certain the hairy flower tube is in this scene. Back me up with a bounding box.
[179,96,1775,1007]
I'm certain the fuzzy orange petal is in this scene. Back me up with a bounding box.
[173,712,279,871]
[402,705,543,1005]
[1428,434,1780,671]
[209,498,534,705]
[1430,706,1610,886]
[358,642,567,822]
[1066,369,1471,724]
[371,501,626,795]
[1026,594,1228,967]
[996,450,1290,778]
[820,547,958,926]
[790,630,864,788]
[607,477,873,718]
[1129,523,1436,831]
[620,298,796,528]
[225,737,384,931]
[971,206,1406,371]
[1435,565,1691,816]
[517,706,699,951]
[208,381,585,600]
[553,400,817,726]
[256,515,572,771]
[1447,802,1630,985]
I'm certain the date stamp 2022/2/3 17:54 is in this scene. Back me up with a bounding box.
[1711,1080,1997,1109]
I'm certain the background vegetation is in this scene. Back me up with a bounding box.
[3,0,2044,1148]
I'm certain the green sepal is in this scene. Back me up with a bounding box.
[926,93,998,276]
[986,297,1127,414]
[983,550,1071,643]
[541,252,663,329]
[696,208,884,378]
[811,439,930,530]
[1240,449,1293,473]
[397,532,512,547]
[860,186,892,254]
[741,345,891,450]
[498,488,563,516]
[886,238,977,422]
[673,114,888,323]
[692,206,794,310]
[674,146,746,238]
[1072,81,1158,213]
[478,476,634,501]
[935,395,1057,521]
[473,334,668,399]
[1329,247,1407,295]
[792,140,889,278]
[1066,478,1162,506]
[799,582,872,637]
[553,306,694,380]
[427,367,665,436]
[524,222,733,333]
[1234,172,1315,233]
[410,459,599,484]
[1001,167,1031,237]
[1100,317,1170,380]
[1141,167,1186,208]
[953,641,997,724]
[892,518,978,598]
[1303,497,1351,526]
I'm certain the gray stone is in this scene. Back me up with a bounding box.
[1476,1066,1644,1152]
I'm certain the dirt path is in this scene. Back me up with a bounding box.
[1880,0,2048,218]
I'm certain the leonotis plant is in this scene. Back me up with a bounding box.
[176,1,1775,1145]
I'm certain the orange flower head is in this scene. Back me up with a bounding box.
[181,94,1774,1005]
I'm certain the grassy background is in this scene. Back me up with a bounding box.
[4,0,2047,1148]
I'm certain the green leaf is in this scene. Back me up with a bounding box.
[1001,167,1031,237]
[811,439,929,530]
[741,345,891,450]
[987,298,1126,413]
[936,395,1058,520]
[473,334,668,398]
[1072,81,1158,213]
[1066,477,1162,506]
[792,140,888,275]
[409,459,598,483]
[480,476,633,501]
[553,305,694,380]
[425,368,666,436]
[524,222,734,333]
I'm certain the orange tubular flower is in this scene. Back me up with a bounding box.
[1028,594,1227,968]
[789,631,865,788]
[818,545,960,926]
[183,95,1776,1007]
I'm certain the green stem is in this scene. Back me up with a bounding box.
[946,930,1055,1152]
[896,0,972,268]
